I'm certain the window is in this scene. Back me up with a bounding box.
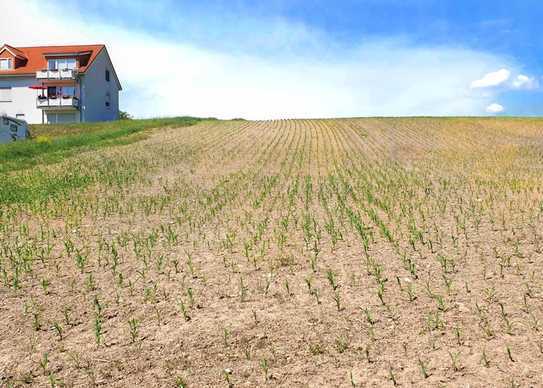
[61,86,75,97]
[47,86,58,97]
[61,58,76,70]
[47,112,76,124]
[105,92,111,108]
[48,59,57,70]
[0,58,11,70]
[105,69,110,82]
[48,58,76,70]
[0,87,12,102]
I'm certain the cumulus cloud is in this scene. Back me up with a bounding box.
[511,74,539,90]
[0,1,521,118]
[486,103,504,114]
[470,69,511,89]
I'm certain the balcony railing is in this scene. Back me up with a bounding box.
[36,68,78,80]
[37,96,80,109]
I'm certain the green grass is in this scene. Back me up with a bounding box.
[28,116,211,139]
[0,116,211,205]
[0,169,93,206]
[1,117,209,174]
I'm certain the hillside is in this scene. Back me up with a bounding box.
[1,117,543,387]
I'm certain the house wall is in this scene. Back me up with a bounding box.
[80,49,120,122]
[0,76,43,124]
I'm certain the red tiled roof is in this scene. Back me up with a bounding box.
[2,44,27,59]
[0,44,105,75]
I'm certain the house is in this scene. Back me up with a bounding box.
[0,44,121,124]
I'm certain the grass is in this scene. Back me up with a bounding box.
[28,116,211,139]
[0,117,209,205]
[1,117,208,174]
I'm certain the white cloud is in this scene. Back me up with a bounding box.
[511,74,539,90]
[470,69,511,89]
[1,1,520,118]
[486,103,504,114]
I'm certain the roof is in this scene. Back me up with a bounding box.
[0,44,105,75]
[2,44,27,59]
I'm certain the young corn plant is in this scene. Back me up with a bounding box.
[260,359,270,382]
[179,299,191,322]
[418,358,430,379]
[128,318,140,343]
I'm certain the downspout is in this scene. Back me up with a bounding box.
[79,75,83,122]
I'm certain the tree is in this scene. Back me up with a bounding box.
[119,111,133,120]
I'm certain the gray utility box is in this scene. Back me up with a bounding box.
[0,115,29,144]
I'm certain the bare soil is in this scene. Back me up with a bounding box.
[1,118,543,387]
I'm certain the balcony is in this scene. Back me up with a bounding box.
[37,96,79,109]
[36,68,78,80]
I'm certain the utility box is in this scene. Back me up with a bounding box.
[0,115,29,144]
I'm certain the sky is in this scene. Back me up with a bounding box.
[1,0,542,119]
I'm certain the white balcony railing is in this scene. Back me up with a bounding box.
[36,69,78,80]
[36,96,80,109]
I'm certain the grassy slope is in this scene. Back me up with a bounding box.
[4,117,208,172]
[0,117,210,205]
[28,116,212,139]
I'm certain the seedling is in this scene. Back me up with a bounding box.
[388,364,397,386]
[335,335,349,353]
[94,315,103,346]
[40,278,50,295]
[506,345,515,362]
[377,282,385,305]
[481,349,490,367]
[179,300,191,321]
[326,269,339,290]
[284,279,292,297]
[418,358,430,379]
[223,328,230,347]
[52,322,63,341]
[128,318,139,343]
[454,326,463,345]
[175,376,188,388]
[332,291,343,311]
[406,282,417,302]
[449,351,462,372]
[39,352,49,375]
[260,359,269,382]
[362,307,376,326]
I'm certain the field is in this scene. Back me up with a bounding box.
[1,117,543,387]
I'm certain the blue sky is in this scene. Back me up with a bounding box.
[3,0,542,118]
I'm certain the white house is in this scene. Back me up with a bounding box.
[0,44,121,124]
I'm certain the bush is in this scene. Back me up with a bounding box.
[119,111,133,120]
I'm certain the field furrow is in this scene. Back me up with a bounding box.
[1,118,543,387]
